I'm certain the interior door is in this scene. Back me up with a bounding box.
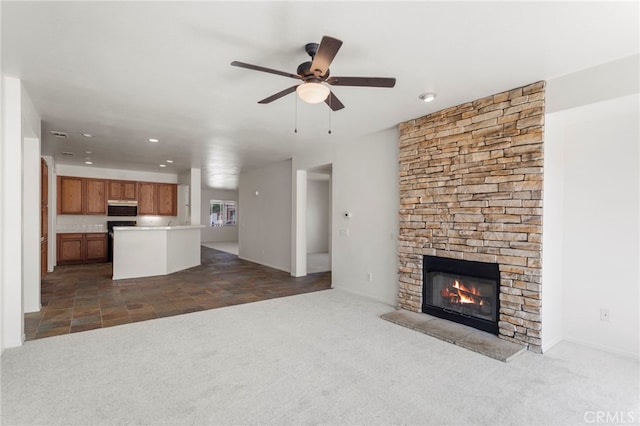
[41,158,48,278]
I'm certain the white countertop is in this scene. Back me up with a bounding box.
[57,230,108,234]
[113,225,205,231]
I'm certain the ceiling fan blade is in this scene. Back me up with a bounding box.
[310,36,343,77]
[258,85,299,104]
[325,91,345,111]
[326,76,396,88]
[231,61,301,80]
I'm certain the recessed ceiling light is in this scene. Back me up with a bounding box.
[148,138,159,143]
[85,151,93,154]
[82,133,93,138]
[418,92,437,103]
[159,164,166,168]
[166,160,173,163]
[84,161,93,165]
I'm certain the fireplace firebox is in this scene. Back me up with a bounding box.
[422,256,499,335]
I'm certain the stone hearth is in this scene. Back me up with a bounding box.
[397,81,545,352]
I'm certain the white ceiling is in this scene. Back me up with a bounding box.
[2,1,638,189]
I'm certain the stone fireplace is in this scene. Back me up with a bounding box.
[398,81,544,352]
[422,255,500,335]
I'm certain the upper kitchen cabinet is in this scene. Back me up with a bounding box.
[137,182,157,215]
[157,183,177,216]
[108,180,137,201]
[85,179,107,214]
[137,182,177,216]
[57,176,107,215]
[57,176,84,214]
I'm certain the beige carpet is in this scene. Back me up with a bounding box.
[1,289,638,425]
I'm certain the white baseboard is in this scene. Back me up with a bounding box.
[23,304,41,314]
[237,256,290,274]
[541,335,564,353]
[331,285,397,309]
[563,337,639,360]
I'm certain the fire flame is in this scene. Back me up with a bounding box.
[450,280,483,305]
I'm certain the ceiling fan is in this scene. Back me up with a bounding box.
[231,35,396,111]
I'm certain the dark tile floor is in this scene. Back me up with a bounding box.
[25,247,331,341]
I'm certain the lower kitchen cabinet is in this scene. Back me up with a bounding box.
[57,232,107,264]
[85,233,108,261]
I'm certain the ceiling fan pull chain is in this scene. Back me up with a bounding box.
[328,95,332,134]
[294,95,298,133]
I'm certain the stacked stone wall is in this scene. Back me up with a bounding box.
[398,81,545,352]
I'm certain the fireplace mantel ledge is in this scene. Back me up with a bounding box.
[381,309,526,362]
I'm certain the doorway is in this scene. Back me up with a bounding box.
[306,165,332,274]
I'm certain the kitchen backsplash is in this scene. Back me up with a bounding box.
[56,215,178,231]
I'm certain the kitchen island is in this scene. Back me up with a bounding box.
[112,225,205,280]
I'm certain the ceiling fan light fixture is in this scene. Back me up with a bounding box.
[419,92,437,103]
[296,82,330,104]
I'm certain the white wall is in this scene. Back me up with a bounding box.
[541,114,565,352]
[201,188,239,243]
[22,85,41,314]
[1,77,41,350]
[0,45,4,354]
[23,137,41,313]
[238,160,292,272]
[306,176,330,253]
[42,156,56,272]
[546,54,639,113]
[176,168,202,226]
[292,128,400,306]
[190,168,201,225]
[544,94,639,358]
[177,172,191,225]
[0,73,8,353]
[18,71,41,317]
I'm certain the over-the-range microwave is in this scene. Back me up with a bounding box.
[107,200,138,217]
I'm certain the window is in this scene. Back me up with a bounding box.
[210,200,237,227]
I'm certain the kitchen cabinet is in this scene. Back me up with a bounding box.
[57,232,107,264]
[85,178,107,214]
[57,176,84,214]
[108,180,137,201]
[157,183,177,216]
[57,233,84,263]
[57,176,107,215]
[137,182,157,215]
[138,182,177,216]
[58,176,175,216]
[85,233,108,261]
